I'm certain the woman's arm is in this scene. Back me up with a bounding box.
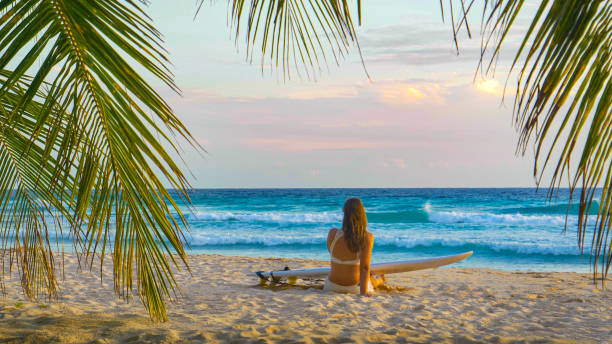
[359,233,374,296]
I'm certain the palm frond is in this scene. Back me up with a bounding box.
[0,73,62,300]
[443,0,612,281]
[198,0,365,80]
[0,0,198,320]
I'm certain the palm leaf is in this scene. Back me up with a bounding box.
[198,0,365,80]
[0,0,198,321]
[0,72,62,300]
[443,0,612,282]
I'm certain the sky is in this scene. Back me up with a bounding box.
[145,0,541,188]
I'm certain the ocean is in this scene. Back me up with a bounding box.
[178,188,600,273]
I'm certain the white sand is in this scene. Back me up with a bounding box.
[0,254,610,343]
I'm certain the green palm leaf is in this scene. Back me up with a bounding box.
[198,0,365,80]
[0,0,197,320]
[454,0,612,281]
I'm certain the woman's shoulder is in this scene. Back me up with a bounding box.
[328,227,339,236]
[326,228,339,248]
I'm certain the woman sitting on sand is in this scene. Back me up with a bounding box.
[324,197,386,296]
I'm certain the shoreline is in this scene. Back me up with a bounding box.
[183,251,597,274]
[0,253,610,343]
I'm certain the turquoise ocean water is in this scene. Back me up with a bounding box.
[178,188,601,273]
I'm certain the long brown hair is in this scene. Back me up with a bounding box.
[341,197,368,253]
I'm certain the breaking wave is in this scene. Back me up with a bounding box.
[188,233,583,256]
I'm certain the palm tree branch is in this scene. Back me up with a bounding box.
[442,0,612,280]
[0,0,198,321]
[199,0,363,79]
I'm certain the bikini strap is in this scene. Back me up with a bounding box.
[329,228,343,253]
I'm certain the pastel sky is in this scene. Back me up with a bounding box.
[147,0,541,188]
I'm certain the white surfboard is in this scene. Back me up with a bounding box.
[255,251,473,280]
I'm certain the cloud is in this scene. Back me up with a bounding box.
[310,169,320,176]
[365,47,479,66]
[358,21,525,67]
[428,160,452,169]
[242,138,428,152]
[380,158,407,169]
[391,158,407,169]
[360,23,450,49]
[358,22,480,66]
[242,138,384,151]
[287,79,451,105]
[287,87,359,100]
[362,81,450,105]
[176,73,456,106]
[319,122,351,128]
[376,84,425,104]
[176,88,254,103]
[356,120,385,127]
[475,79,504,96]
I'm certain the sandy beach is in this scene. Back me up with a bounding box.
[0,253,609,343]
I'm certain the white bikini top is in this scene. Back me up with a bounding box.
[329,229,360,265]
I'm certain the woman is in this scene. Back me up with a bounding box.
[323,197,385,295]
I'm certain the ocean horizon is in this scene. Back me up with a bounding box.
[174,188,601,273]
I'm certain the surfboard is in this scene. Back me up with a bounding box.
[255,251,473,280]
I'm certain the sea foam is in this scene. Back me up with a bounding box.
[427,210,575,226]
[188,211,340,223]
[188,208,583,227]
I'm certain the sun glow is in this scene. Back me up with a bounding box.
[475,79,503,96]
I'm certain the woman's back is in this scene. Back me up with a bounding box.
[327,227,372,286]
